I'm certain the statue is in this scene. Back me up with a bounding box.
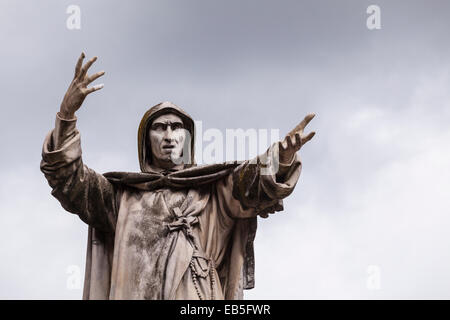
[40,53,316,300]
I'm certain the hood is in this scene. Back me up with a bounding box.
[138,101,196,172]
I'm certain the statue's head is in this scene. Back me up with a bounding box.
[138,101,195,172]
[148,113,186,169]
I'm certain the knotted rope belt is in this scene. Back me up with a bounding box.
[167,207,216,300]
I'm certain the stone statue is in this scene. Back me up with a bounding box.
[40,53,315,300]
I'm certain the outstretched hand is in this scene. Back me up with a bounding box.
[278,113,316,164]
[59,52,105,119]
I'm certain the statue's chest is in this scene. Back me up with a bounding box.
[125,188,189,250]
[160,188,187,210]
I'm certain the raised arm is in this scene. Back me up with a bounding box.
[59,52,105,119]
[40,53,118,233]
[217,113,316,219]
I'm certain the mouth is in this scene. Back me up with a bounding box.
[162,145,175,150]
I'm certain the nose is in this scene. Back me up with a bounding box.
[163,127,174,142]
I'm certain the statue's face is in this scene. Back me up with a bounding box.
[148,113,187,167]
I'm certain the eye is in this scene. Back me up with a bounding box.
[171,123,184,130]
[151,123,165,131]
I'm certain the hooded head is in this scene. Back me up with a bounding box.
[138,101,195,172]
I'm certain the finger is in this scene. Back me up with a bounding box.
[294,132,302,148]
[301,131,316,145]
[279,138,289,150]
[286,135,295,149]
[287,113,315,136]
[78,56,98,80]
[74,52,85,78]
[84,83,104,95]
[84,71,105,85]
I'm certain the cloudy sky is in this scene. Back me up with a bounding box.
[0,0,449,299]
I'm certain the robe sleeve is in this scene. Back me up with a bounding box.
[40,113,119,233]
[216,142,302,219]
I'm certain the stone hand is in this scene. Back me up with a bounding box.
[278,113,315,164]
[59,52,105,119]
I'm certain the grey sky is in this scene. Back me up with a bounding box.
[0,0,449,299]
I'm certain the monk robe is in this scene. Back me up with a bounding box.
[40,103,301,300]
